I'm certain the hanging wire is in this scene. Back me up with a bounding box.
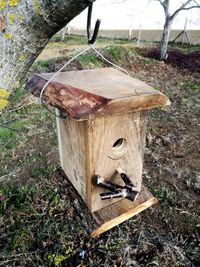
[39,46,91,106]
[91,46,130,76]
[39,44,130,117]
[40,2,130,117]
[39,45,92,118]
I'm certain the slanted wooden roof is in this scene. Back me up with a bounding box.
[27,68,170,120]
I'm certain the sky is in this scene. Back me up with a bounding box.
[69,0,200,30]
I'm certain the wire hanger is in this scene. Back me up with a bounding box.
[39,3,129,118]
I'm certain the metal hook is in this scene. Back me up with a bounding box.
[87,3,101,45]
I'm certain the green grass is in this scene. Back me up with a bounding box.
[51,34,129,45]
[0,85,56,178]
[30,165,55,178]
[138,56,158,65]
[0,173,123,265]
[0,185,37,215]
[78,52,103,67]
[168,42,200,53]
[181,81,200,91]
[33,59,51,72]
[32,58,59,72]
[0,120,28,150]
[0,101,54,152]
[105,45,123,61]
[34,45,137,71]
[52,34,88,44]
[9,86,27,104]
[76,45,137,66]
[1,40,200,266]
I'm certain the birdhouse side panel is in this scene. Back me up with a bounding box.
[57,117,87,202]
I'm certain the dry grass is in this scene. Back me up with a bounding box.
[0,37,199,266]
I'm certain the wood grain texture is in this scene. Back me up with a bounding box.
[57,111,147,212]
[91,187,158,237]
[40,68,161,99]
[57,116,87,202]
[26,68,170,120]
[86,111,147,212]
[53,168,157,237]
[26,74,109,120]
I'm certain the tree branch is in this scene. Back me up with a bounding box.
[0,0,96,98]
[155,0,170,18]
[193,0,200,5]
[171,0,200,19]
[155,0,166,9]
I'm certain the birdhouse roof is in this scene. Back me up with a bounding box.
[27,68,170,120]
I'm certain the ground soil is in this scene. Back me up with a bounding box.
[0,44,199,266]
[139,46,200,73]
[131,47,200,266]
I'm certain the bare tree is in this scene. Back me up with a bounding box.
[0,0,95,109]
[157,0,200,60]
[60,25,71,42]
[112,0,200,60]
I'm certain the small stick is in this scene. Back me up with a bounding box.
[92,175,123,191]
[116,168,138,192]
[100,189,127,200]
[117,167,133,185]
[100,189,137,201]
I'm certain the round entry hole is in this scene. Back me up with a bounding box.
[112,138,127,155]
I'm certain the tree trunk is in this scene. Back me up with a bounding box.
[159,17,172,60]
[0,0,95,108]
[61,26,68,42]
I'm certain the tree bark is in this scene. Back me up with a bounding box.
[26,68,170,120]
[0,0,95,108]
[159,17,172,60]
[158,0,200,61]
[26,73,110,120]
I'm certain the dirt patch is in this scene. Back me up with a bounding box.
[0,44,199,266]
[137,47,200,73]
[131,49,200,265]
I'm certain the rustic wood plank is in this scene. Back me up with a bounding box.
[26,68,170,120]
[86,111,148,212]
[54,167,157,237]
[26,68,165,234]
[91,187,158,237]
[97,93,169,117]
[57,111,147,211]
[26,73,110,120]
[40,68,161,99]
[57,116,87,202]
[56,111,147,211]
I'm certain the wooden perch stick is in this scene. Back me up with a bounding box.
[54,168,158,237]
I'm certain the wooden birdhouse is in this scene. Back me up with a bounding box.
[27,68,170,237]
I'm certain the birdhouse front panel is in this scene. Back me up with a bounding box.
[86,111,148,212]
